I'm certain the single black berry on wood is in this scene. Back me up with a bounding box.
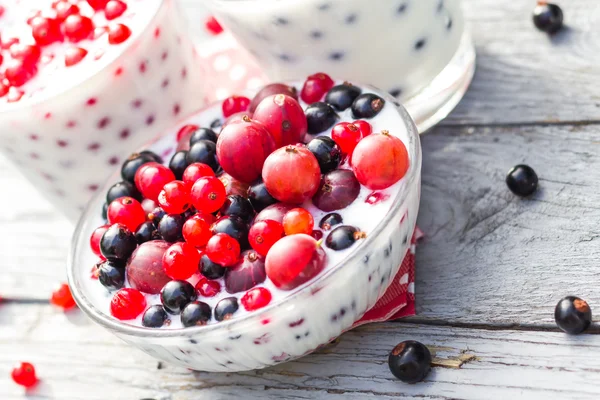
[388,340,432,383]
[555,296,592,334]
[532,2,563,34]
[506,164,538,196]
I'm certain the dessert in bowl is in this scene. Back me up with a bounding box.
[68,74,422,372]
[0,0,206,221]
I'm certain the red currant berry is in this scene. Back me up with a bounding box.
[205,15,223,35]
[134,162,176,202]
[4,61,35,87]
[248,220,284,257]
[158,180,191,214]
[182,214,213,247]
[107,196,146,232]
[110,288,146,320]
[351,131,410,190]
[216,116,276,183]
[206,233,240,267]
[108,23,131,44]
[176,124,199,143]
[10,43,41,65]
[352,120,372,137]
[331,122,362,155]
[182,163,215,189]
[87,0,109,10]
[50,283,77,309]
[0,82,8,98]
[262,145,321,204]
[222,95,250,118]
[282,208,314,235]
[249,83,298,113]
[30,17,63,46]
[253,94,307,147]
[64,46,88,67]
[90,224,109,258]
[241,287,272,311]
[64,15,94,42]
[53,1,80,21]
[301,72,334,104]
[195,276,221,297]
[219,173,250,197]
[162,242,200,280]
[105,0,127,20]
[190,176,227,213]
[11,362,38,388]
[265,234,327,290]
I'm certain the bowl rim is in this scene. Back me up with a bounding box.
[67,82,422,338]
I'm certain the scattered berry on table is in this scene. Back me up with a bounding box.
[222,95,251,118]
[181,301,212,327]
[301,72,335,104]
[182,163,216,189]
[325,225,366,251]
[189,128,218,146]
[199,253,227,279]
[211,215,250,249]
[205,15,223,35]
[351,93,385,119]
[283,208,314,235]
[219,195,255,223]
[253,94,307,147]
[555,296,592,334]
[142,304,169,328]
[107,196,146,232]
[313,169,361,212]
[249,83,298,113]
[388,340,432,383]
[216,116,276,183]
[241,287,272,311]
[157,214,185,242]
[195,276,221,297]
[11,362,38,388]
[352,131,409,190]
[160,280,197,314]
[158,180,191,215]
[134,162,176,202]
[106,181,141,203]
[262,145,321,204]
[191,176,227,213]
[532,2,563,34]
[168,151,190,180]
[214,297,239,321]
[247,180,278,212]
[325,82,362,111]
[224,250,266,293]
[90,224,109,258]
[98,260,126,290]
[186,140,220,173]
[182,214,213,247]
[319,213,343,231]
[162,242,201,280]
[126,240,172,294]
[306,136,342,174]
[249,219,284,257]
[266,234,327,290]
[135,221,159,244]
[50,283,77,309]
[110,288,146,320]
[100,223,137,261]
[506,164,538,197]
[331,122,363,155]
[305,102,339,134]
[206,233,241,267]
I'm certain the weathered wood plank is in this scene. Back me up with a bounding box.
[177,0,600,125]
[3,303,600,400]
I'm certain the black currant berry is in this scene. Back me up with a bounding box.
[168,151,189,180]
[97,260,126,291]
[247,180,278,212]
[532,3,563,34]
[160,280,197,314]
[555,296,592,334]
[181,301,212,327]
[186,140,220,173]
[148,207,166,226]
[319,213,343,231]
[142,305,170,328]
[138,150,163,163]
[158,214,184,242]
[388,340,432,383]
[121,153,155,183]
[190,127,218,145]
[351,93,385,119]
[211,215,250,249]
[325,225,365,251]
[135,221,159,244]
[220,195,255,223]
[101,202,108,220]
[214,297,239,321]
[325,82,361,111]
[305,102,339,134]
[506,164,538,197]
[100,223,137,261]
[200,254,226,279]
[306,136,342,174]
[106,181,141,203]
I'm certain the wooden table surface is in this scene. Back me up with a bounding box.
[3,0,600,399]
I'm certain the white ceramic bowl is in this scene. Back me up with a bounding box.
[68,82,422,372]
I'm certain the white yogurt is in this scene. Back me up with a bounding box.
[0,0,207,221]
[81,80,413,329]
[207,0,464,99]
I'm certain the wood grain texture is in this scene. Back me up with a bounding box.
[3,303,600,400]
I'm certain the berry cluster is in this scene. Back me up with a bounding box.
[89,73,411,328]
[0,0,132,102]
